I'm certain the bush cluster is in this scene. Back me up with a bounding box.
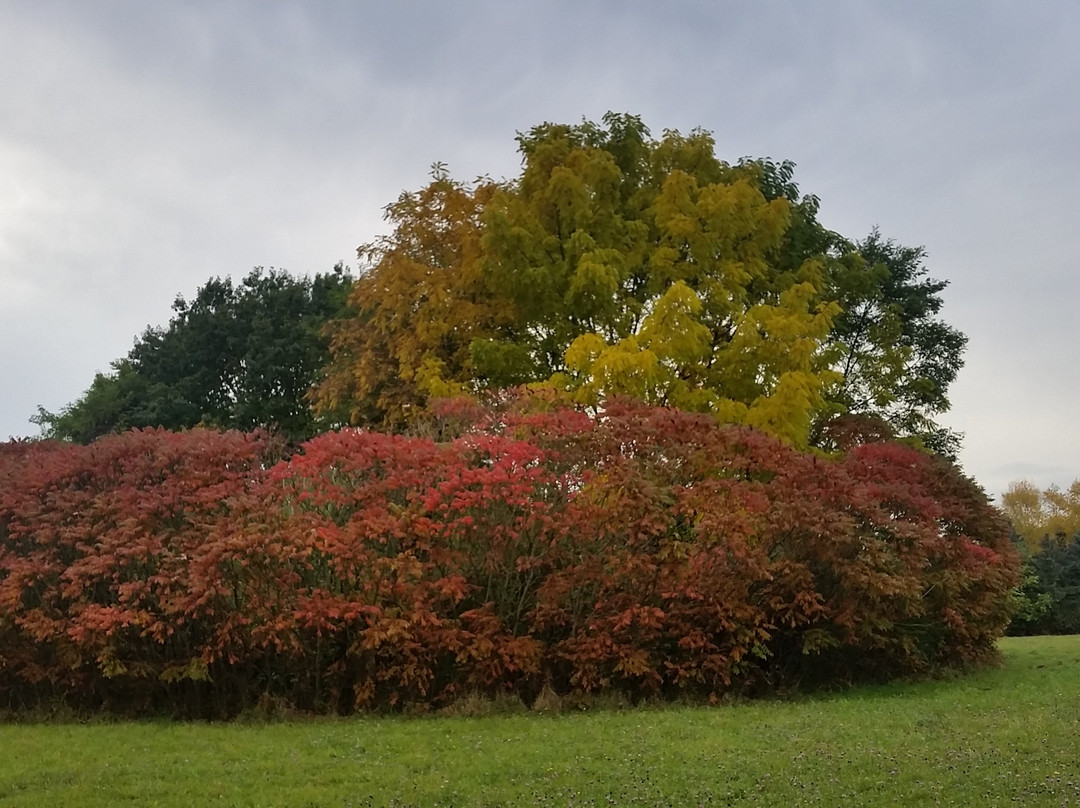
[1008,534,1080,636]
[0,402,1019,716]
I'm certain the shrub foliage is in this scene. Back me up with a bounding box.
[0,403,1018,716]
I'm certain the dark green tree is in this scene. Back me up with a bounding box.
[1008,534,1080,636]
[32,361,150,445]
[823,229,968,455]
[35,266,353,443]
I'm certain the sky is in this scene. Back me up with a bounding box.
[2,1,1078,500]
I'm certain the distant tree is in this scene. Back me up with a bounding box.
[1000,477,1080,635]
[34,266,353,443]
[1008,533,1080,636]
[1001,478,1080,552]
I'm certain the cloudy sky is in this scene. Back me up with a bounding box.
[2,1,1077,498]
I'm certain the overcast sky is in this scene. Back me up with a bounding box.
[2,1,1077,499]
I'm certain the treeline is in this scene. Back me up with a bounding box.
[36,113,965,456]
[0,401,1018,717]
[1002,480,1080,635]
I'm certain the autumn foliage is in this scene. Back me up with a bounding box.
[314,115,967,453]
[0,403,1018,716]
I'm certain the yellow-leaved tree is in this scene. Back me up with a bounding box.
[315,113,965,451]
[471,116,839,446]
[314,168,503,429]
[1001,479,1080,552]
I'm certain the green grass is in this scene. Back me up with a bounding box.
[3,636,1080,806]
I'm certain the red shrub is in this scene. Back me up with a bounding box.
[0,405,1019,715]
[0,429,269,712]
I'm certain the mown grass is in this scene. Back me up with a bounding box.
[2,636,1079,807]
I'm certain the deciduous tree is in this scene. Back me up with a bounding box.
[316,114,965,450]
[314,170,503,429]
[1001,478,1080,551]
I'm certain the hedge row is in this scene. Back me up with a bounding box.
[0,402,1019,716]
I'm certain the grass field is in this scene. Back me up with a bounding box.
[2,636,1079,807]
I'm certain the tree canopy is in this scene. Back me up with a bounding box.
[1001,478,1080,553]
[826,230,967,455]
[38,113,966,454]
[1000,477,1080,636]
[315,113,965,450]
[35,266,353,443]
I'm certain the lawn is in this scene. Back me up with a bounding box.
[2,635,1079,807]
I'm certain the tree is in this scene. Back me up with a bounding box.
[316,113,965,451]
[32,361,150,445]
[35,266,353,443]
[824,229,967,456]
[1008,534,1080,636]
[1001,478,1080,552]
[314,170,503,430]
[477,118,840,446]
[1000,478,1080,636]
